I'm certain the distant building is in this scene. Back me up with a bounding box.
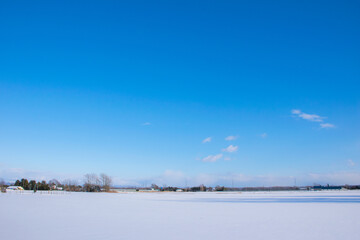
[6,186,24,192]
[50,185,63,191]
[139,188,160,192]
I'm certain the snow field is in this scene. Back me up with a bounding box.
[1,191,360,240]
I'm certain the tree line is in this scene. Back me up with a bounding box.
[14,178,52,191]
[2,173,113,192]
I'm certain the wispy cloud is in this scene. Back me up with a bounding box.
[291,109,301,115]
[291,109,335,129]
[222,145,238,153]
[147,171,360,187]
[153,170,186,186]
[202,137,212,143]
[0,167,82,183]
[142,122,151,126]
[225,135,237,141]
[307,171,360,185]
[92,171,360,187]
[260,133,268,138]
[112,170,187,187]
[3,166,360,187]
[202,154,223,162]
[292,109,324,122]
[347,159,356,167]
[320,123,335,129]
[114,171,360,187]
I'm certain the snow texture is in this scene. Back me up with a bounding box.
[1,191,360,240]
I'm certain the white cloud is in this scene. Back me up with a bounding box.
[291,109,324,122]
[260,133,267,138]
[142,122,151,126]
[225,136,237,141]
[347,159,356,167]
[299,113,324,122]
[292,109,336,129]
[202,137,212,143]
[291,109,301,114]
[202,154,223,162]
[320,123,335,129]
[222,145,238,153]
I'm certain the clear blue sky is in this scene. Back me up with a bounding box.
[1,0,359,186]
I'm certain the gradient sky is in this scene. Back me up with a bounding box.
[1,0,359,186]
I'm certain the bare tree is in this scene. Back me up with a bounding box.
[63,179,78,192]
[100,173,112,192]
[49,179,60,186]
[84,173,100,192]
[49,179,61,190]
[151,183,159,190]
[0,178,5,192]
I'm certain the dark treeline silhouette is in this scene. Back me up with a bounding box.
[344,185,360,190]
[0,178,6,192]
[14,178,51,191]
[13,178,66,191]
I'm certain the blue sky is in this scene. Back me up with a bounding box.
[1,0,359,186]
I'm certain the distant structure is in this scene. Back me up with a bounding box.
[6,186,24,192]
[50,185,63,191]
[312,185,342,191]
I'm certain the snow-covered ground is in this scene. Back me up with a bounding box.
[1,191,360,240]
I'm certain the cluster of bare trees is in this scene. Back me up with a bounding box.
[57,173,113,192]
[84,173,113,192]
[62,179,81,191]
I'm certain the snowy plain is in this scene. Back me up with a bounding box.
[1,190,360,240]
